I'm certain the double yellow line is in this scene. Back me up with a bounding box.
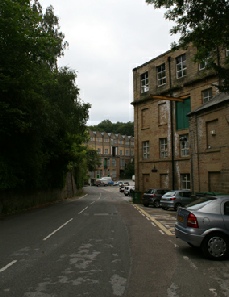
[133,205,173,236]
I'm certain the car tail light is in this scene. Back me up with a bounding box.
[170,196,176,200]
[187,213,199,228]
[150,194,156,197]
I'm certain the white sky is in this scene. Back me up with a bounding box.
[39,0,177,125]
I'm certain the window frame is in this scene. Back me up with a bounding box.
[142,141,150,159]
[176,54,187,79]
[199,61,207,71]
[141,72,149,93]
[159,138,168,159]
[180,174,191,189]
[157,63,166,86]
[202,88,212,104]
[180,134,189,157]
[112,158,116,166]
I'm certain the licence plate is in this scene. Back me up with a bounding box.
[177,215,184,223]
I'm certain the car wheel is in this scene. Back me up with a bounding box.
[162,207,168,210]
[174,203,182,211]
[154,200,160,208]
[201,233,229,260]
[143,203,149,207]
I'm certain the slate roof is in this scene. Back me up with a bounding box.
[188,92,229,116]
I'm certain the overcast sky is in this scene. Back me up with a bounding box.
[39,0,177,125]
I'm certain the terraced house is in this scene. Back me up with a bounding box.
[87,130,134,183]
[132,44,229,194]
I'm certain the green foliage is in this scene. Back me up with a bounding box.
[146,0,229,91]
[86,149,101,172]
[0,1,90,190]
[88,120,134,136]
[122,161,135,179]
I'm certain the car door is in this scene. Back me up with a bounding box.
[181,191,192,206]
[223,200,229,231]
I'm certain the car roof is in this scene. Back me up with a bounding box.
[173,189,191,192]
[146,188,170,190]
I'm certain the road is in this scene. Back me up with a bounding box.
[1,186,229,297]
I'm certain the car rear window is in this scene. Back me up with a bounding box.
[179,191,191,197]
[164,192,175,196]
[186,197,218,212]
[145,189,153,194]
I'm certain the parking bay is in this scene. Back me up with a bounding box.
[134,204,177,235]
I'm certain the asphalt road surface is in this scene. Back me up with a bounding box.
[1,186,229,297]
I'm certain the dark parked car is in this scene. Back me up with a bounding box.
[142,188,170,208]
[175,195,229,260]
[160,190,192,211]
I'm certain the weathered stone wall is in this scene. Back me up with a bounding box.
[0,171,78,216]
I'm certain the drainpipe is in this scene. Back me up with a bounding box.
[168,56,175,189]
[195,113,201,192]
[134,69,140,192]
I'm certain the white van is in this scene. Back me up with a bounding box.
[95,176,113,186]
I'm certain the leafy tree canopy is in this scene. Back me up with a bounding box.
[88,120,134,137]
[146,0,229,91]
[0,0,90,190]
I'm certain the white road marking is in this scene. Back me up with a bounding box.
[43,218,73,241]
[183,256,198,270]
[78,206,88,214]
[168,239,179,248]
[0,260,17,273]
[209,288,218,296]
[79,194,88,199]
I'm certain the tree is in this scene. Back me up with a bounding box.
[0,1,90,190]
[146,0,229,91]
[123,161,134,179]
[88,120,134,136]
[86,149,101,172]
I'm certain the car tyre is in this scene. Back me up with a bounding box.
[143,203,149,207]
[201,232,229,260]
[174,203,182,211]
[162,207,168,210]
[154,200,160,208]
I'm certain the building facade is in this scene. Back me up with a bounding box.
[189,92,229,194]
[87,130,134,182]
[132,44,229,193]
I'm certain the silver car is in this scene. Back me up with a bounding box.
[160,190,192,211]
[175,195,229,260]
